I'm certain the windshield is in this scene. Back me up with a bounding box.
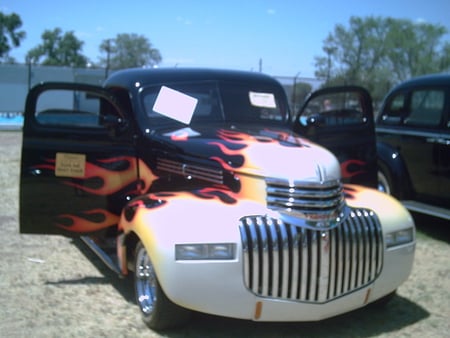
[140,81,289,128]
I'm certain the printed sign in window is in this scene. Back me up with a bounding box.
[55,152,86,177]
[153,86,198,124]
[249,92,277,108]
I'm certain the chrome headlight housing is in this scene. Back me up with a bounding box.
[175,243,236,260]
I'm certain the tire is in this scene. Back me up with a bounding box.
[377,168,392,195]
[134,242,191,330]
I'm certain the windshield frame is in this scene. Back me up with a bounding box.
[137,79,291,131]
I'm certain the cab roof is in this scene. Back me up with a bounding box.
[104,67,282,90]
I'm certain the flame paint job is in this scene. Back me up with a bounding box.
[25,127,342,233]
[33,156,156,196]
[56,208,120,232]
[19,72,414,326]
[341,159,367,178]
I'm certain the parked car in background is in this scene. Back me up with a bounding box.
[376,73,450,220]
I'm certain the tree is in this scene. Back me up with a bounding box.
[26,28,88,67]
[314,16,450,105]
[385,18,449,81]
[0,12,26,63]
[99,33,162,71]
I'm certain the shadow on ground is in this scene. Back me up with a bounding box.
[63,237,430,338]
[413,213,450,244]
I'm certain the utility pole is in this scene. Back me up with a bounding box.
[105,39,111,79]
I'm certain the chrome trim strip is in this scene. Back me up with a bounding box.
[376,127,446,139]
[157,158,223,184]
[266,178,345,224]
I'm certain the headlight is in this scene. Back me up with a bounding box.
[385,228,414,248]
[175,243,236,260]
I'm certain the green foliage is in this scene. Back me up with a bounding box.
[315,16,450,105]
[99,33,162,70]
[26,28,88,67]
[0,12,26,63]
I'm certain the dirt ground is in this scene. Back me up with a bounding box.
[1,131,449,338]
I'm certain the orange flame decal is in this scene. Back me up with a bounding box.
[56,209,120,232]
[192,187,237,204]
[60,157,156,196]
[341,159,366,178]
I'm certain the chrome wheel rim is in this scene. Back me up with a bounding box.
[135,246,157,315]
[377,171,391,194]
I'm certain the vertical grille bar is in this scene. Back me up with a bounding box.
[279,223,290,298]
[257,216,270,296]
[289,226,300,300]
[308,231,319,301]
[299,227,309,300]
[317,231,330,302]
[268,218,279,297]
[328,227,338,299]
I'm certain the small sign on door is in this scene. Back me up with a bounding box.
[55,152,86,177]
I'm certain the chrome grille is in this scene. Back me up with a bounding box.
[239,209,383,303]
[157,158,223,184]
[266,178,344,220]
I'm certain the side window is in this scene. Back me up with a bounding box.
[379,92,406,125]
[298,91,367,127]
[404,89,444,127]
[35,89,104,128]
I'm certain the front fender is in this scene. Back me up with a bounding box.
[344,184,415,234]
[376,141,412,198]
[118,190,267,299]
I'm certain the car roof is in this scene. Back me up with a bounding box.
[392,73,450,91]
[104,67,282,90]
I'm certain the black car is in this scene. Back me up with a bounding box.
[376,73,450,220]
[19,68,415,330]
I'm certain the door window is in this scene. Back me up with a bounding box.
[298,91,367,128]
[379,92,407,125]
[35,89,105,128]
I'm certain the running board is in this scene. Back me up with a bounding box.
[401,200,450,221]
[80,236,123,276]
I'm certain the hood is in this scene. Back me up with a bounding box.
[155,125,341,183]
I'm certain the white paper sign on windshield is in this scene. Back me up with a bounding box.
[249,91,277,108]
[153,86,198,124]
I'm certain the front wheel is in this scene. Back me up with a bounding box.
[377,169,392,195]
[134,242,190,330]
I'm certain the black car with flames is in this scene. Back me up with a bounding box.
[20,68,415,330]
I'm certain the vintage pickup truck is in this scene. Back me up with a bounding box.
[20,68,415,330]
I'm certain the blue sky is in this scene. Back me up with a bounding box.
[2,0,449,77]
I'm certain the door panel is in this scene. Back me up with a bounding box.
[20,83,137,236]
[293,86,377,188]
[436,128,450,206]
